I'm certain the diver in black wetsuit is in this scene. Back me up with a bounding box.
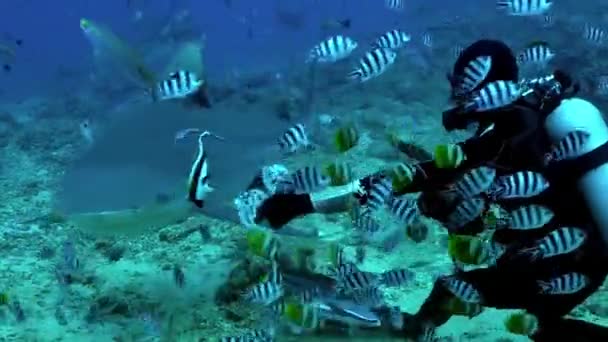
[251,39,608,341]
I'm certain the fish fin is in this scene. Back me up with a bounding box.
[189,83,212,108]
[536,280,551,293]
[203,184,214,193]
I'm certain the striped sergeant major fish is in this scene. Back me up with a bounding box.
[348,48,397,83]
[537,272,590,295]
[517,41,555,67]
[278,123,311,154]
[152,70,211,108]
[544,130,590,165]
[496,0,553,16]
[385,0,404,11]
[453,55,492,97]
[373,29,411,50]
[520,227,586,261]
[583,24,606,45]
[187,131,224,208]
[454,166,496,200]
[307,35,358,63]
[487,171,549,200]
[464,80,521,112]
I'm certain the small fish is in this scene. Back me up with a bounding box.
[331,262,359,280]
[541,14,554,28]
[352,209,382,239]
[443,296,484,318]
[153,70,202,101]
[62,240,80,272]
[380,269,415,287]
[507,204,554,230]
[278,123,311,154]
[496,0,552,16]
[173,264,185,288]
[348,48,397,83]
[373,29,411,50]
[596,76,608,95]
[454,166,496,199]
[434,143,467,169]
[448,234,505,266]
[334,124,360,153]
[351,286,385,307]
[246,229,280,260]
[446,197,486,231]
[324,161,353,186]
[441,277,482,303]
[366,176,394,211]
[243,281,284,305]
[544,130,590,165]
[321,18,351,31]
[79,118,94,146]
[389,197,419,225]
[521,227,586,260]
[487,171,549,200]
[537,272,590,295]
[278,166,330,194]
[338,270,380,292]
[454,55,492,96]
[385,0,405,11]
[466,80,521,112]
[583,24,606,45]
[452,45,465,59]
[422,32,433,48]
[517,41,555,67]
[405,221,429,243]
[504,311,539,336]
[390,163,417,193]
[282,302,320,330]
[307,35,358,63]
[187,132,218,208]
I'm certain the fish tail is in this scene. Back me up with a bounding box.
[190,83,212,108]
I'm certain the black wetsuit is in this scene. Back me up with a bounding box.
[397,95,608,341]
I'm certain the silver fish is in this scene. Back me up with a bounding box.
[278,123,311,154]
[389,197,419,225]
[544,130,590,165]
[278,166,330,194]
[153,70,202,101]
[447,197,486,231]
[373,29,411,50]
[538,272,590,295]
[380,268,415,287]
[517,42,555,67]
[442,277,482,303]
[523,227,586,260]
[348,48,397,83]
[496,0,553,16]
[455,55,492,95]
[307,35,358,63]
[487,171,549,200]
[243,281,284,305]
[508,204,554,230]
[454,166,496,199]
[467,80,521,112]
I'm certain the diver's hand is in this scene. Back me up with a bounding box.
[255,193,315,229]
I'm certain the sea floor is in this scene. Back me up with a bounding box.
[1,96,607,342]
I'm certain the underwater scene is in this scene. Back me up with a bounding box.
[3,0,608,341]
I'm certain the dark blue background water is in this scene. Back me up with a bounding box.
[0,0,477,98]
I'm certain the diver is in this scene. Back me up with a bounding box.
[250,39,608,341]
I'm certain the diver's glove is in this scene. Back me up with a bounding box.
[255,193,315,229]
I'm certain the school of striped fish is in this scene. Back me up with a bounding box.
[164,0,606,340]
